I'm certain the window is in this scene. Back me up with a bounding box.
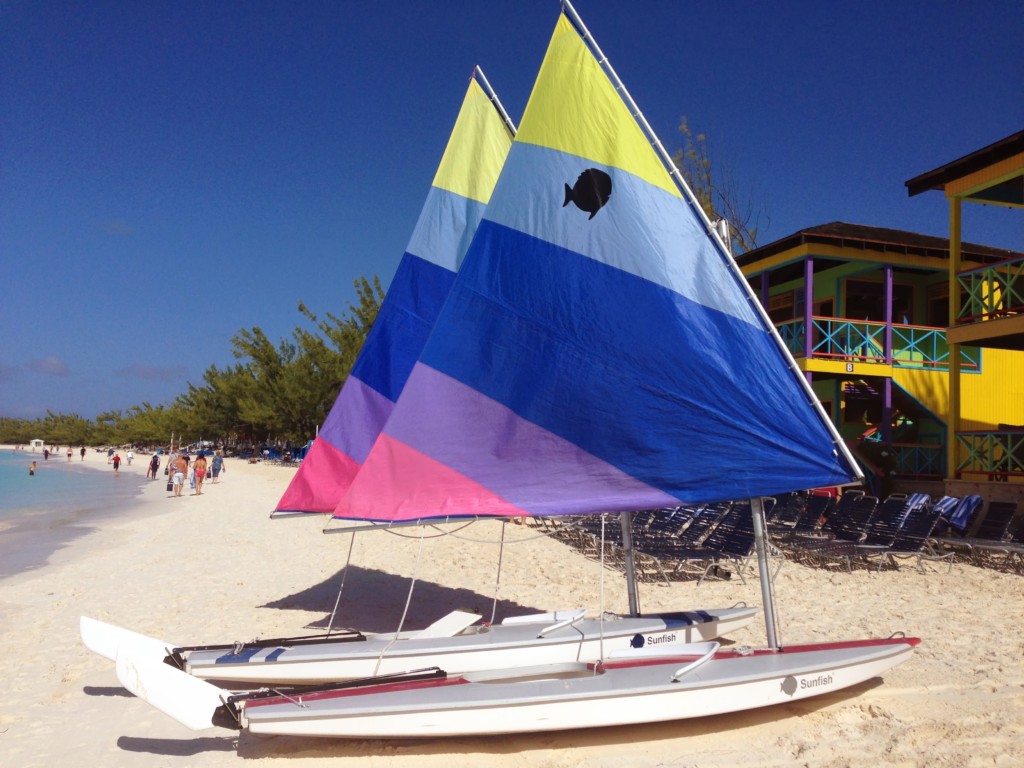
[845,279,913,322]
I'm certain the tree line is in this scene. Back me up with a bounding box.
[0,277,384,450]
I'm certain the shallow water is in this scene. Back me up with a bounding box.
[0,449,146,580]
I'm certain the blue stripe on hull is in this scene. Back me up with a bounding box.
[419,221,851,502]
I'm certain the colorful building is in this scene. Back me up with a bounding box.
[737,130,1022,507]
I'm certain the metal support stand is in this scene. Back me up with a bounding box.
[619,511,640,616]
[751,496,780,649]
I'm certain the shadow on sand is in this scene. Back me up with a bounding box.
[117,735,238,756]
[259,565,546,634]
[82,685,134,698]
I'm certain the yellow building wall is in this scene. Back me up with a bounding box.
[894,348,1024,430]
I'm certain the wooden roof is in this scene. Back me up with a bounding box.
[736,221,1021,267]
[905,130,1024,203]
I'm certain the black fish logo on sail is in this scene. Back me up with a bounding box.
[563,168,612,219]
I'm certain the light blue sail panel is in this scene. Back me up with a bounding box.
[406,185,490,274]
[486,143,758,325]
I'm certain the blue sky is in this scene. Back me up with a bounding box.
[2,1,1021,420]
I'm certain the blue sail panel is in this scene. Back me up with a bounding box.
[414,220,854,501]
[350,252,456,403]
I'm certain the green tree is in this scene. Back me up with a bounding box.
[224,277,385,443]
[673,118,767,254]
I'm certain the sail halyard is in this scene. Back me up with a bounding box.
[271,70,516,516]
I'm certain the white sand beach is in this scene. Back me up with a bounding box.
[1,450,1022,767]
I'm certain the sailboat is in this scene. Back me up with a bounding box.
[82,65,756,686]
[272,66,517,516]
[113,3,918,737]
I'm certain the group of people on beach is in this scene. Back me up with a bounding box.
[150,450,224,497]
[20,444,225,491]
[32,445,87,461]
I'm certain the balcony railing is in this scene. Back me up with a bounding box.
[892,442,945,479]
[957,254,1024,324]
[956,430,1024,481]
[777,317,980,370]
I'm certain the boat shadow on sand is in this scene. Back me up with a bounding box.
[112,679,884,759]
[82,685,134,698]
[259,565,546,634]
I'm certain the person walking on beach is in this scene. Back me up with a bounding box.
[29,461,36,476]
[107,447,113,464]
[171,454,188,497]
[193,453,208,495]
[80,446,86,461]
[112,453,121,473]
[210,451,224,483]
[127,449,134,465]
[148,453,160,480]
[67,446,72,461]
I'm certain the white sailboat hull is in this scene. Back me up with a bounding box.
[236,638,917,738]
[84,607,757,685]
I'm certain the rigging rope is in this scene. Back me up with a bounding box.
[598,514,606,662]
[325,529,357,637]
[490,521,507,625]
[374,527,427,676]
[376,519,550,545]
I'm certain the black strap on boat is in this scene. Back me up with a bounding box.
[230,666,448,704]
[208,666,449,731]
[163,629,366,670]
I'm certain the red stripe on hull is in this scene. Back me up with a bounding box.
[599,637,921,671]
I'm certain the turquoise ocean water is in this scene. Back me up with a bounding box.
[0,450,146,579]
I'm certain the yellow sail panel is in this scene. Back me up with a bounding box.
[517,14,680,199]
[432,77,514,204]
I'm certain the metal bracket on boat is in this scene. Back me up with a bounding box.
[669,641,719,683]
[537,612,586,638]
[887,631,908,639]
[265,688,309,709]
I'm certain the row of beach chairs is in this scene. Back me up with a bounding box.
[543,490,1024,579]
[547,499,782,585]
[774,490,1024,574]
[774,491,954,573]
[928,497,1024,572]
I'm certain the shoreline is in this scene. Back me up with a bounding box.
[0,454,1022,765]
[0,446,150,581]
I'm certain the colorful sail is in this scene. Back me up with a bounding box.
[273,70,515,515]
[333,13,861,524]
